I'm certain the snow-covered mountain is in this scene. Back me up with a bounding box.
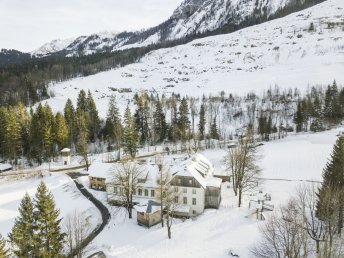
[32,0,323,57]
[32,38,75,56]
[45,0,344,117]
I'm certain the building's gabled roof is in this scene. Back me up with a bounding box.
[174,153,221,189]
[88,162,114,180]
[134,200,161,214]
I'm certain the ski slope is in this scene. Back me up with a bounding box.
[45,0,344,118]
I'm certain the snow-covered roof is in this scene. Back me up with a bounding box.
[205,177,222,188]
[0,163,12,171]
[137,163,160,188]
[134,200,161,214]
[88,162,114,179]
[60,148,71,152]
[175,153,220,189]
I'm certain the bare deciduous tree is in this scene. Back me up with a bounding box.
[113,161,144,219]
[225,131,261,207]
[155,160,180,239]
[253,186,344,258]
[251,200,310,258]
[63,210,94,258]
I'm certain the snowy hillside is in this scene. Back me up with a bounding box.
[46,0,344,117]
[32,0,314,56]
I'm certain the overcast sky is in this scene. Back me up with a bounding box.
[0,0,184,52]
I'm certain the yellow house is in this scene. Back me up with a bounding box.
[88,162,113,191]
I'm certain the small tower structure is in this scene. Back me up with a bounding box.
[61,148,71,165]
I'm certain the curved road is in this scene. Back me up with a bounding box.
[67,173,111,258]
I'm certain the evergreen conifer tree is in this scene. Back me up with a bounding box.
[64,98,76,147]
[134,96,150,145]
[105,95,122,151]
[0,107,8,159]
[54,112,69,151]
[0,234,9,258]
[317,136,344,234]
[178,97,190,143]
[198,104,206,140]
[5,106,21,162]
[123,105,139,158]
[168,96,179,143]
[33,182,65,257]
[76,90,87,114]
[294,101,304,132]
[8,193,35,257]
[210,117,219,140]
[153,98,167,143]
[86,90,100,142]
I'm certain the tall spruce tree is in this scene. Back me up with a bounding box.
[134,96,150,145]
[123,105,139,158]
[53,112,69,151]
[153,97,167,143]
[8,193,35,257]
[198,104,206,140]
[168,96,179,143]
[76,90,87,114]
[33,182,65,257]
[5,106,21,162]
[317,136,344,234]
[76,113,90,170]
[0,234,9,258]
[86,90,100,142]
[178,97,190,143]
[105,95,122,151]
[210,117,219,140]
[64,98,76,147]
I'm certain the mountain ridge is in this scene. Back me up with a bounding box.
[31,0,325,57]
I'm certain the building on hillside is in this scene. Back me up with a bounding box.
[88,162,114,191]
[60,148,71,165]
[170,153,222,216]
[134,200,162,227]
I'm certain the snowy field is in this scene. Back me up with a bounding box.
[43,0,344,118]
[0,173,101,240]
[74,128,341,258]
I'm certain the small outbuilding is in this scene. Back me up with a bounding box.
[134,200,162,228]
[60,148,71,165]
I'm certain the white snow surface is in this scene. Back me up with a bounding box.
[0,173,101,239]
[45,0,344,118]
